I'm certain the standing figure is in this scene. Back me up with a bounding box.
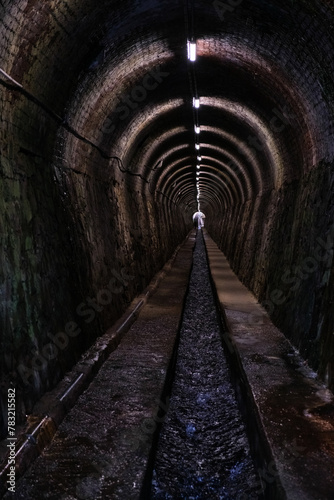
[192,211,205,230]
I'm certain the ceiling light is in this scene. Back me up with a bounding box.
[193,97,200,108]
[187,41,196,61]
[195,125,200,134]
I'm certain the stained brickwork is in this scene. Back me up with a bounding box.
[1,0,334,437]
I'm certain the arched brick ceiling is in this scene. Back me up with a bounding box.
[2,0,334,216]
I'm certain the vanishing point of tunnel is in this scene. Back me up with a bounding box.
[1,0,334,498]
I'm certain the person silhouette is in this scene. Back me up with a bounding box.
[192,211,205,230]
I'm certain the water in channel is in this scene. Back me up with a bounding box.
[150,231,262,499]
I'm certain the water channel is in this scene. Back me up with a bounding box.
[150,231,263,499]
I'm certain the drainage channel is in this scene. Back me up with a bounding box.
[145,230,264,499]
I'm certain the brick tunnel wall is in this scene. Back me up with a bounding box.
[201,0,334,394]
[206,159,334,392]
[2,0,334,439]
[0,83,189,439]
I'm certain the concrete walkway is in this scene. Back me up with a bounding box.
[203,229,334,500]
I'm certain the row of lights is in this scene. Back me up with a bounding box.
[188,40,201,210]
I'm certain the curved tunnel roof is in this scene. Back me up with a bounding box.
[4,0,334,216]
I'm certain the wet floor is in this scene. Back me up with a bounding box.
[150,230,262,499]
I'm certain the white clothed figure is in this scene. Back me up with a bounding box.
[192,211,205,229]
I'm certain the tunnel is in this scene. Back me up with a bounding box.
[1,0,334,497]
